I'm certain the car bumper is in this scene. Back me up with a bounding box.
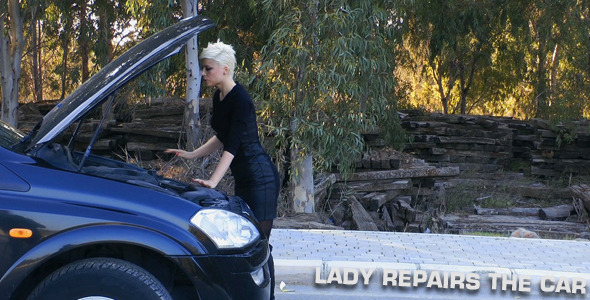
[172,239,271,300]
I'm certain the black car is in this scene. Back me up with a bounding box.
[0,16,270,300]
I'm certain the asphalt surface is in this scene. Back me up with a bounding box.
[271,229,590,299]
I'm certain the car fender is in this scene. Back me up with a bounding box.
[0,223,202,300]
[0,163,30,192]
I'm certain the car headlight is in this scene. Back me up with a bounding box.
[190,209,260,249]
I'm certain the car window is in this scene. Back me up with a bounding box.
[0,121,24,149]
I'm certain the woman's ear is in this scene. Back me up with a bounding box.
[224,65,230,76]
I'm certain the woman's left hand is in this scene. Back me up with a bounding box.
[193,178,217,189]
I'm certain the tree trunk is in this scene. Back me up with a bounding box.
[288,70,314,212]
[534,37,548,119]
[78,0,90,83]
[432,60,455,114]
[291,153,315,213]
[30,7,43,103]
[0,0,25,127]
[60,30,69,100]
[182,0,201,151]
[458,52,478,115]
[96,0,114,121]
[289,0,319,213]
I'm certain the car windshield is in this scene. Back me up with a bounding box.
[0,120,24,150]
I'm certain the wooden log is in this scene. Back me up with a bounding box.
[442,214,586,238]
[132,104,185,119]
[111,126,183,139]
[125,141,177,151]
[396,198,417,222]
[569,184,590,213]
[361,192,384,211]
[273,213,343,230]
[474,206,539,217]
[404,223,422,233]
[573,197,589,222]
[93,139,116,150]
[438,136,498,145]
[334,166,460,182]
[538,204,574,220]
[313,173,336,204]
[348,196,378,231]
[334,179,411,193]
[360,191,402,211]
[121,116,183,127]
[380,206,395,231]
[514,185,573,200]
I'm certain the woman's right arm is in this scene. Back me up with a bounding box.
[165,136,223,159]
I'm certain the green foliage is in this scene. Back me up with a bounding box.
[400,0,506,114]
[253,0,406,180]
[398,0,590,121]
[198,0,267,70]
[13,0,590,122]
[124,0,182,99]
[550,122,577,148]
[124,0,264,100]
[9,0,590,188]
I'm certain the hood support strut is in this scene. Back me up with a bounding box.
[77,93,117,172]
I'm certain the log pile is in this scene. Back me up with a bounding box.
[320,164,589,238]
[105,98,190,161]
[323,164,460,233]
[437,178,588,238]
[18,98,209,167]
[395,110,515,174]
[529,119,590,177]
[19,102,590,179]
[390,110,590,178]
[17,100,590,238]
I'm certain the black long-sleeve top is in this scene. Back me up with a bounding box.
[210,83,261,159]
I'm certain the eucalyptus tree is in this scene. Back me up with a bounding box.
[28,0,130,102]
[182,0,202,151]
[563,0,590,119]
[493,0,588,120]
[254,0,406,212]
[126,1,181,99]
[181,0,265,150]
[0,0,26,127]
[503,0,555,119]
[524,0,590,120]
[198,0,268,72]
[54,0,76,100]
[402,0,504,115]
[126,0,263,151]
[29,0,46,103]
[77,0,90,83]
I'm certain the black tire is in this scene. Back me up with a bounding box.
[28,257,172,300]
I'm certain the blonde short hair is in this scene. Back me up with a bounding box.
[200,41,236,78]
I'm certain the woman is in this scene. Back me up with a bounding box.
[165,41,279,299]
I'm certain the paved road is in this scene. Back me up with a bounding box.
[271,229,590,299]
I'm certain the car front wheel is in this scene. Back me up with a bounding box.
[28,257,172,300]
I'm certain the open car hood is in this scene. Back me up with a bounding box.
[28,16,214,148]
